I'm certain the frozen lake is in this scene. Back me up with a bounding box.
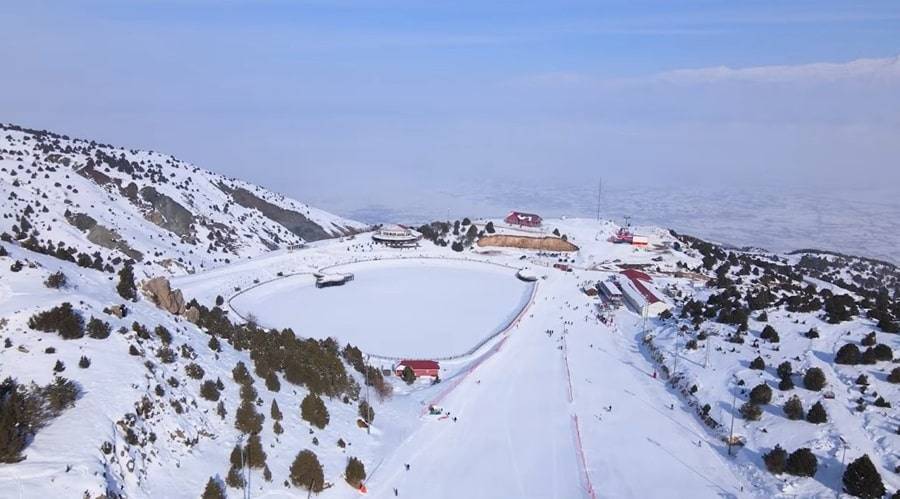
[230,259,534,358]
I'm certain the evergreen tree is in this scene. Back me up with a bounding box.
[783,396,804,420]
[200,380,220,401]
[289,450,324,493]
[301,393,330,429]
[235,399,263,434]
[225,464,245,489]
[760,325,780,342]
[888,367,900,384]
[778,376,795,391]
[786,448,817,477]
[359,400,374,424]
[776,361,793,380]
[740,402,762,421]
[763,445,787,474]
[201,477,226,499]
[835,344,861,365]
[116,264,137,301]
[345,456,366,488]
[749,383,772,405]
[271,399,283,420]
[806,401,828,424]
[843,454,886,499]
[86,317,111,339]
[401,365,416,385]
[749,356,765,370]
[244,434,267,469]
[803,368,826,391]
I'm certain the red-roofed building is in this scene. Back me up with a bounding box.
[395,360,440,378]
[620,268,652,282]
[616,271,670,317]
[504,211,542,227]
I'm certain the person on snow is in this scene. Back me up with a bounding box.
[405,463,410,471]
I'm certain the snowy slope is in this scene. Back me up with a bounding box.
[0,123,366,277]
[3,210,899,498]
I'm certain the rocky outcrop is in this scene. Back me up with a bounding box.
[65,212,144,261]
[183,306,200,324]
[140,186,196,240]
[477,234,579,252]
[219,183,335,242]
[141,277,186,315]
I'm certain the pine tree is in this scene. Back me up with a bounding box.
[749,356,765,370]
[785,448,817,477]
[201,476,226,499]
[749,383,772,405]
[401,365,416,385]
[763,445,787,474]
[301,393,330,429]
[806,401,828,424]
[740,402,762,421]
[345,456,366,488]
[803,368,826,391]
[783,396,804,420]
[888,367,900,384]
[843,454,886,499]
[116,263,136,301]
[244,434,267,469]
[289,449,324,493]
[225,464,245,489]
[270,399,283,420]
[835,344,861,365]
[776,361,793,380]
[778,376,795,391]
[358,400,374,424]
[235,399,264,434]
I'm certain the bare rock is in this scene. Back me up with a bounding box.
[183,306,200,324]
[141,277,186,315]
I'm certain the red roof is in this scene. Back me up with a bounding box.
[505,211,542,223]
[630,278,662,304]
[397,360,440,370]
[620,269,652,282]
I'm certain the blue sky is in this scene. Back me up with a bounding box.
[3,1,900,218]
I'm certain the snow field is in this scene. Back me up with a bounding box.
[229,259,534,359]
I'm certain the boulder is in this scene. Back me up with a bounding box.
[142,277,186,315]
[104,304,127,318]
[183,306,200,324]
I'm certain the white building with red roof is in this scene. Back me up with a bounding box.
[616,270,670,317]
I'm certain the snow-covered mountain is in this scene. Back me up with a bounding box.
[0,123,367,277]
[1,134,898,499]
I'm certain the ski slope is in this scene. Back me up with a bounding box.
[365,272,747,498]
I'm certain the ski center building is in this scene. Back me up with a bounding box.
[372,224,422,247]
[616,269,670,317]
[394,359,440,378]
[599,280,623,306]
[504,211,542,228]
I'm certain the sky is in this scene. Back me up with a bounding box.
[3,1,900,251]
